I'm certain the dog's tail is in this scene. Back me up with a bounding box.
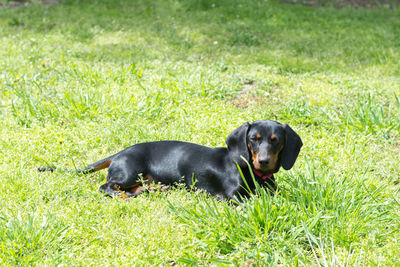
[38,154,116,174]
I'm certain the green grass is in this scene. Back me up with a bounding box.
[1,0,399,265]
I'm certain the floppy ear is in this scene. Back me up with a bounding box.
[226,122,251,168]
[281,124,303,170]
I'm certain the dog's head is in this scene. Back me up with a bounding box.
[226,120,303,173]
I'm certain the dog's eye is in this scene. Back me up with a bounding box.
[270,135,277,142]
[250,135,261,141]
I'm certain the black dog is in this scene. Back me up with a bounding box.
[39,120,302,200]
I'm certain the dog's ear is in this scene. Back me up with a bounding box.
[281,124,303,170]
[226,122,251,168]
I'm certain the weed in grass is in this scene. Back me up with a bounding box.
[337,92,400,137]
[0,211,72,266]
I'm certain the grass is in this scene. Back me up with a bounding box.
[0,0,399,265]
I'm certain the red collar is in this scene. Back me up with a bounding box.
[252,169,273,180]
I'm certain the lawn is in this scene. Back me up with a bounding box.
[0,0,399,265]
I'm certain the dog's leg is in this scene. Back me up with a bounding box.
[99,182,121,198]
[99,155,149,198]
[121,183,146,197]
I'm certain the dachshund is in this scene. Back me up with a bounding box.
[39,120,302,200]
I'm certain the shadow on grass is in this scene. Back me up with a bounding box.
[3,0,399,74]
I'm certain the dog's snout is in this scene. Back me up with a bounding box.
[258,157,270,165]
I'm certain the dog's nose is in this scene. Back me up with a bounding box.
[258,157,270,166]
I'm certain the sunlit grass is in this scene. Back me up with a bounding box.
[0,0,399,265]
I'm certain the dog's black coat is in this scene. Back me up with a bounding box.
[39,120,302,199]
